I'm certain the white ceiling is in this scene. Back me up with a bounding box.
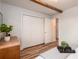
[1,0,78,15]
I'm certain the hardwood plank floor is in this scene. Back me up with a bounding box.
[21,41,58,59]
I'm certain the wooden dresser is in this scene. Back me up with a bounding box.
[0,36,20,59]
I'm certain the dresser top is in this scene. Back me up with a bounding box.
[0,36,20,49]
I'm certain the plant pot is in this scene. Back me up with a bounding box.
[0,32,6,40]
[64,47,72,52]
[57,46,64,52]
[4,36,10,42]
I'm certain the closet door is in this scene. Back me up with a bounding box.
[45,18,53,44]
[22,15,44,48]
[31,17,44,46]
[22,15,32,48]
[45,17,58,44]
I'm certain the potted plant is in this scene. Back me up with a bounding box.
[57,41,69,52]
[0,24,13,41]
[0,24,6,40]
[61,41,69,49]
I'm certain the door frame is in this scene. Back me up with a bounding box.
[56,18,59,46]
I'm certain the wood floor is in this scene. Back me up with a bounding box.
[21,41,58,59]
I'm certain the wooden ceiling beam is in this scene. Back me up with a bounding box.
[31,0,63,13]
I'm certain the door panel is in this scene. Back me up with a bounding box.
[22,16,32,48]
[45,17,57,44]
[22,15,44,48]
[45,18,53,44]
[31,17,44,45]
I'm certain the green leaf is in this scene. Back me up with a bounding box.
[0,24,13,33]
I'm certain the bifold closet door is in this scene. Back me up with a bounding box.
[22,15,44,48]
[45,17,58,44]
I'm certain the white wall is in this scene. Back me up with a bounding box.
[0,0,2,11]
[1,3,53,49]
[0,2,2,24]
[57,6,78,49]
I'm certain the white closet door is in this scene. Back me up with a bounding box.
[22,15,32,48]
[31,17,44,45]
[22,15,44,48]
[45,17,57,44]
[45,18,53,44]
